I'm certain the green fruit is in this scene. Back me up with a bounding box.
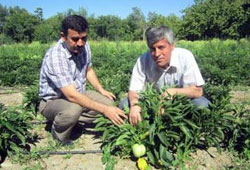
[132,144,146,158]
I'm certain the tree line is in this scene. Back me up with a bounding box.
[0,0,249,44]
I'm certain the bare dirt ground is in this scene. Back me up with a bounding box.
[0,86,249,170]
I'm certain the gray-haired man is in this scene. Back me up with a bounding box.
[125,26,209,126]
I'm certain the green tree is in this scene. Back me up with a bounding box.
[126,7,146,40]
[238,1,250,38]
[147,12,182,38]
[87,15,98,40]
[94,15,127,40]
[4,6,39,42]
[34,7,43,22]
[78,7,88,18]
[0,4,9,33]
[34,14,63,43]
[65,8,76,16]
[180,0,249,40]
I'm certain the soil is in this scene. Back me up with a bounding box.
[0,86,249,170]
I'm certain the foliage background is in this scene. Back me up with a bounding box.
[0,0,249,44]
[0,39,249,88]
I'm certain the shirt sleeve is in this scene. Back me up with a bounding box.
[182,51,205,87]
[45,51,74,89]
[129,56,146,92]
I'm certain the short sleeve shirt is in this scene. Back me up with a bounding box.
[129,48,205,92]
[39,39,92,100]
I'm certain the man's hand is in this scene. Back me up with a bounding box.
[129,105,142,126]
[163,88,176,98]
[103,106,127,126]
[99,88,116,100]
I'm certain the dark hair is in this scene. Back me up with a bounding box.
[61,15,89,36]
[146,26,174,48]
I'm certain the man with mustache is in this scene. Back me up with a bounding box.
[125,26,210,126]
[39,15,127,145]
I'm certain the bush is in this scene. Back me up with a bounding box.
[95,85,250,169]
[0,33,14,45]
[0,104,34,161]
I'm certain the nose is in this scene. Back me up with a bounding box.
[77,39,85,47]
[153,48,161,57]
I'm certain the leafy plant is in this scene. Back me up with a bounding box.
[23,81,41,115]
[95,84,249,169]
[0,104,34,161]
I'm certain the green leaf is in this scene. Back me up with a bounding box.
[154,148,159,160]
[95,120,111,129]
[157,131,170,147]
[2,121,16,133]
[149,124,156,145]
[183,119,201,129]
[159,144,165,159]
[215,128,225,140]
[180,125,193,139]
[222,114,236,122]
[115,132,131,146]
[9,141,19,153]
[165,131,180,141]
[15,131,26,146]
[164,150,174,162]
[147,150,156,165]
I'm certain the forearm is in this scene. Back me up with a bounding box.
[61,84,127,125]
[128,90,142,125]
[164,85,203,98]
[70,92,107,113]
[61,85,107,114]
[86,67,104,92]
[128,90,140,106]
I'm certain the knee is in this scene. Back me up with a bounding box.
[86,90,114,106]
[119,97,129,110]
[101,97,113,106]
[57,103,82,125]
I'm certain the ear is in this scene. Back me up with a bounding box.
[170,43,175,51]
[60,32,66,41]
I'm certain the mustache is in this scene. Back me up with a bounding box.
[73,46,84,51]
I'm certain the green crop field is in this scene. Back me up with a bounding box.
[0,39,250,169]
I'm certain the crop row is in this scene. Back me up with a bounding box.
[1,39,249,90]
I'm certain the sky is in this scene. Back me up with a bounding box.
[0,0,195,19]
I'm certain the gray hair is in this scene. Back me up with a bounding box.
[146,26,174,48]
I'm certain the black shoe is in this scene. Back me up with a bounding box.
[51,129,73,146]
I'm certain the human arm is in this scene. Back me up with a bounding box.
[128,90,142,126]
[163,85,203,98]
[86,67,116,100]
[128,54,148,126]
[60,84,127,125]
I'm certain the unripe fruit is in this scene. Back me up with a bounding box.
[132,144,146,158]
